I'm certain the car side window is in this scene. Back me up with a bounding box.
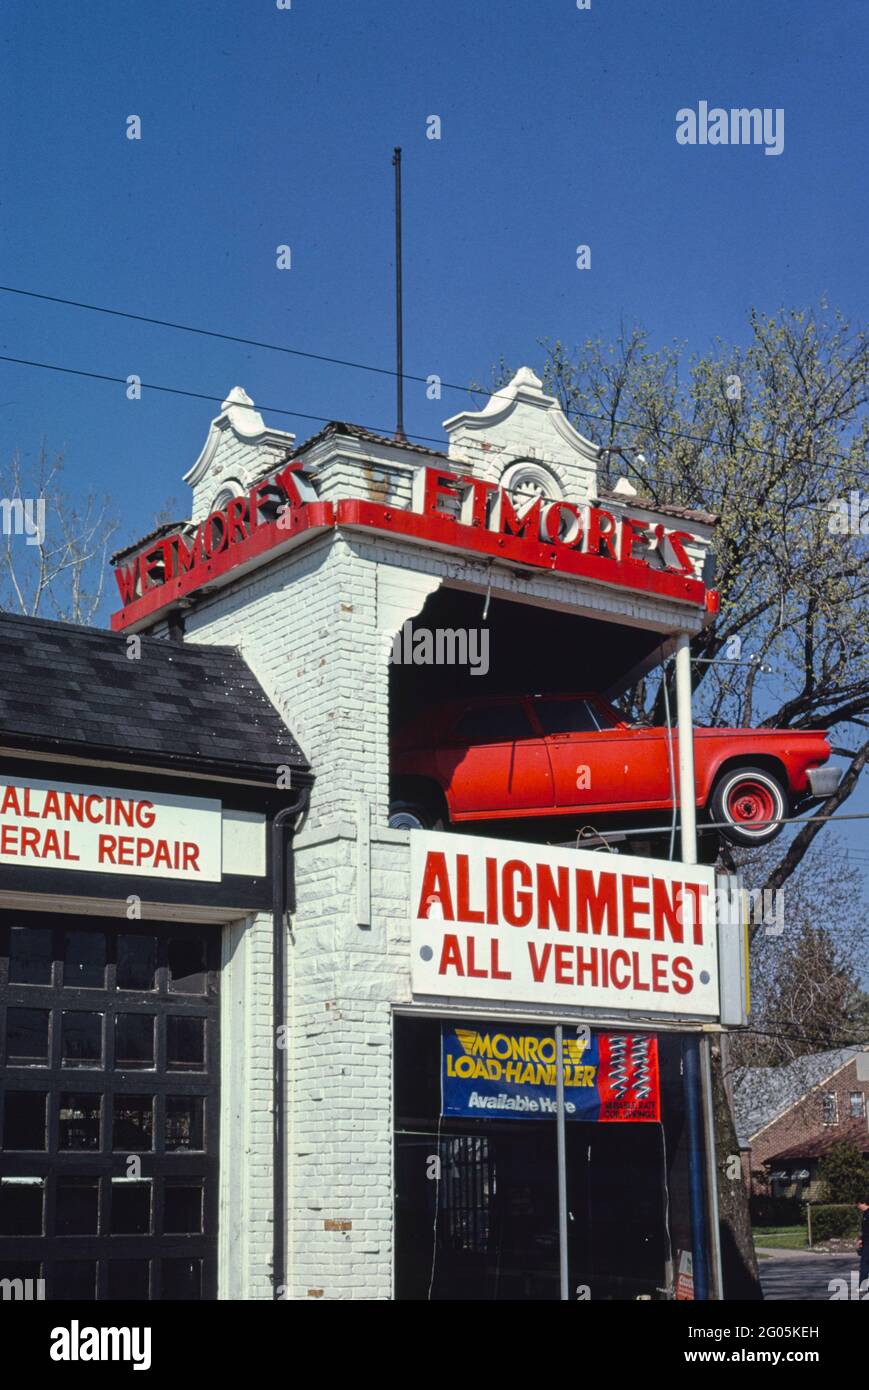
[535,698,610,735]
[452,704,534,743]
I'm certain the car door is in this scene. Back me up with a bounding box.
[619,724,678,808]
[441,700,554,817]
[531,696,628,811]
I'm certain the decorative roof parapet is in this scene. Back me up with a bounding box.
[442,367,600,505]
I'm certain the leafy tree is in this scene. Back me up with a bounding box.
[731,839,868,1070]
[818,1141,869,1205]
[483,304,869,889]
[482,303,869,1297]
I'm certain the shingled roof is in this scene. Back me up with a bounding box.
[732,1047,864,1147]
[0,612,310,786]
[767,1120,869,1164]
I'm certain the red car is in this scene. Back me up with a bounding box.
[389,692,840,846]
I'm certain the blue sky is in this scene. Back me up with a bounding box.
[1,0,866,861]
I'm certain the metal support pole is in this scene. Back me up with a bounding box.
[683,1036,710,1300]
[674,631,723,1299]
[674,633,697,866]
[555,1024,569,1300]
[700,1035,725,1300]
[392,146,406,442]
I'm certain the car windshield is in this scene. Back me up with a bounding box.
[534,697,617,735]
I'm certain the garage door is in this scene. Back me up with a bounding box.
[0,913,219,1300]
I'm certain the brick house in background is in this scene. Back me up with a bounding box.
[734,1046,869,1201]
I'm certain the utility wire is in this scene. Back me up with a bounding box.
[2,282,867,476]
[0,352,443,442]
[1,349,866,528]
[0,285,406,385]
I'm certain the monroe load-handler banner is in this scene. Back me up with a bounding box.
[410,830,720,1018]
[442,1023,661,1122]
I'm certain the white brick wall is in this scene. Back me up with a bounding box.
[180,497,710,1298]
[187,388,296,525]
[443,366,600,504]
[218,912,275,1300]
[187,531,397,1298]
[151,372,715,1299]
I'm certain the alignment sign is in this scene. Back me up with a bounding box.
[410,831,720,1017]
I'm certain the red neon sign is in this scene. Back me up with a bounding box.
[112,463,715,631]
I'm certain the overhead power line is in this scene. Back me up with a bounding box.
[2,282,867,476]
[1,350,865,527]
[0,285,406,384]
[0,352,446,444]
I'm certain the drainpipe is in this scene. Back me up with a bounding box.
[272,788,310,1300]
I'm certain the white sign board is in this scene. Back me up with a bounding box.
[0,776,222,882]
[410,831,719,1018]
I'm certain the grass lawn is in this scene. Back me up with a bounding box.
[752,1225,808,1250]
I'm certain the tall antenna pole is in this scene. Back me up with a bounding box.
[392,146,406,441]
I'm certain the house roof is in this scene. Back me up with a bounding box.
[0,611,311,787]
[111,520,189,566]
[766,1119,869,1164]
[598,489,718,526]
[733,1046,866,1147]
[292,419,449,460]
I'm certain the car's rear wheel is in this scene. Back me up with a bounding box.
[710,765,787,846]
[388,800,444,832]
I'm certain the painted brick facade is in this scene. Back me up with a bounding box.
[124,369,716,1299]
[219,911,276,1299]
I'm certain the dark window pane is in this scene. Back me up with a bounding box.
[3,1092,47,1150]
[113,1095,153,1152]
[111,1181,151,1235]
[58,1093,101,1151]
[0,1180,43,1235]
[535,698,613,734]
[168,939,205,994]
[6,1007,50,1065]
[163,1184,203,1234]
[167,1016,205,1071]
[64,931,105,988]
[52,1261,96,1300]
[117,936,156,991]
[0,1262,42,1294]
[165,1097,204,1152]
[107,1260,150,1300]
[115,1014,155,1070]
[8,926,52,984]
[162,1257,202,1300]
[55,1179,99,1236]
[61,1012,103,1068]
[453,704,533,743]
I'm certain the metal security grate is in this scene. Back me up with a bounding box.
[0,913,219,1301]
